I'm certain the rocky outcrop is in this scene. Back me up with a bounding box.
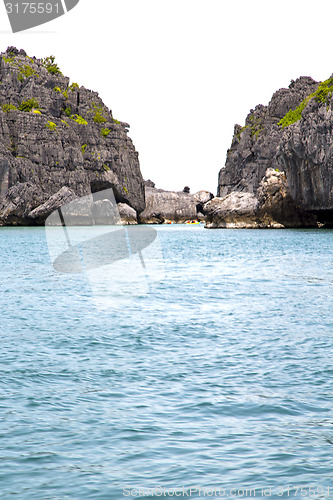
[256,168,316,227]
[204,192,259,229]
[139,186,197,223]
[277,98,333,221]
[117,203,137,225]
[0,46,145,225]
[218,77,319,199]
[139,186,214,224]
[214,74,333,227]
[28,186,76,223]
[205,168,317,228]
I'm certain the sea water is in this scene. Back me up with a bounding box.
[1,225,333,499]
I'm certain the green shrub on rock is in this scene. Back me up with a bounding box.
[278,96,313,128]
[314,77,333,104]
[42,55,62,75]
[69,83,79,91]
[71,114,88,125]
[18,65,39,81]
[2,56,15,64]
[93,111,106,123]
[18,98,39,112]
[101,128,110,137]
[46,121,57,131]
[2,104,17,112]
[279,76,333,128]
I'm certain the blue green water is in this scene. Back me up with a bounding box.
[1,226,333,499]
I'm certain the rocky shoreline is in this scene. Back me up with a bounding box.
[0,46,333,228]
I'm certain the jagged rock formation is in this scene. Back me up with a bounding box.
[0,46,144,225]
[218,77,319,198]
[204,192,259,229]
[28,186,76,223]
[205,169,316,228]
[139,186,214,224]
[139,186,197,224]
[214,75,333,228]
[117,203,138,224]
[277,98,333,220]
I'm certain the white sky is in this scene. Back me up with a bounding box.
[0,0,331,194]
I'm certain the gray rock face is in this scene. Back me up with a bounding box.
[0,47,145,225]
[139,186,199,224]
[216,74,333,227]
[28,186,77,223]
[256,168,316,228]
[193,190,214,205]
[205,168,317,228]
[117,203,137,225]
[218,77,318,198]
[204,192,259,228]
[277,99,333,217]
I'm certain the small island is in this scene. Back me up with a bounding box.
[0,46,332,228]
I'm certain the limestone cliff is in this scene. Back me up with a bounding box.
[215,74,333,227]
[0,46,144,225]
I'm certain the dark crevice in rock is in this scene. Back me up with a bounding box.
[90,180,128,206]
[311,210,333,227]
[90,179,114,194]
[196,203,204,215]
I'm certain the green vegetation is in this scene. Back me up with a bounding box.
[18,98,39,112]
[64,106,72,117]
[314,76,333,104]
[236,114,264,140]
[123,186,128,194]
[42,55,62,75]
[249,115,264,139]
[18,64,39,81]
[113,118,120,125]
[81,144,87,154]
[90,103,107,123]
[103,164,110,171]
[278,96,312,128]
[2,104,17,112]
[2,56,14,64]
[54,86,68,98]
[61,119,69,127]
[46,121,57,131]
[69,82,79,91]
[101,128,110,137]
[279,76,333,128]
[71,114,88,125]
[93,111,106,123]
[33,109,41,114]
